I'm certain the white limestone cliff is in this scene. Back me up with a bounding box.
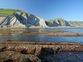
[0,12,48,28]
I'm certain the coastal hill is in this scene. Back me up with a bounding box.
[46,18,83,27]
[0,9,83,28]
[0,9,47,28]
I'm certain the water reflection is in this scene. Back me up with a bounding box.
[0,33,83,43]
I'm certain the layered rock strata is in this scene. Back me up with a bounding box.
[0,42,82,62]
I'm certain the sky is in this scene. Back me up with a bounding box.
[0,0,83,21]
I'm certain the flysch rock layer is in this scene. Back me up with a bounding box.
[0,12,48,28]
[0,42,82,62]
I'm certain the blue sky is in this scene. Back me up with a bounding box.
[0,0,83,21]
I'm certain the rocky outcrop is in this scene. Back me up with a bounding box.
[46,20,71,26]
[68,21,83,26]
[46,18,66,26]
[0,42,83,62]
[47,19,83,27]
[0,51,41,62]
[0,12,47,28]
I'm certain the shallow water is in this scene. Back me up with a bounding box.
[40,28,83,33]
[0,28,83,43]
[1,34,83,43]
[48,52,83,62]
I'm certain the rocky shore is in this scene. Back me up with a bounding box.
[24,32,83,36]
[0,42,83,62]
[0,28,83,36]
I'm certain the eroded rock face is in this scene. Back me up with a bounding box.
[0,12,47,28]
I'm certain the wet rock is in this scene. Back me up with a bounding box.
[0,42,82,62]
[0,51,41,62]
[23,54,41,62]
[39,48,54,62]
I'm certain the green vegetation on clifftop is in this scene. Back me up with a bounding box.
[0,9,22,17]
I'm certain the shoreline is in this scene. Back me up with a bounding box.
[48,26,83,28]
[0,28,83,36]
[24,32,83,36]
[0,32,83,36]
[0,26,83,29]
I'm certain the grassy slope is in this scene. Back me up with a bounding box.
[0,9,22,17]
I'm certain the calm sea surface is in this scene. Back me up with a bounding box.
[0,28,83,43]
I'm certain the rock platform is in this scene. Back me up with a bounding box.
[0,42,83,62]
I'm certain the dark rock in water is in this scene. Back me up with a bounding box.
[39,48,54,62]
